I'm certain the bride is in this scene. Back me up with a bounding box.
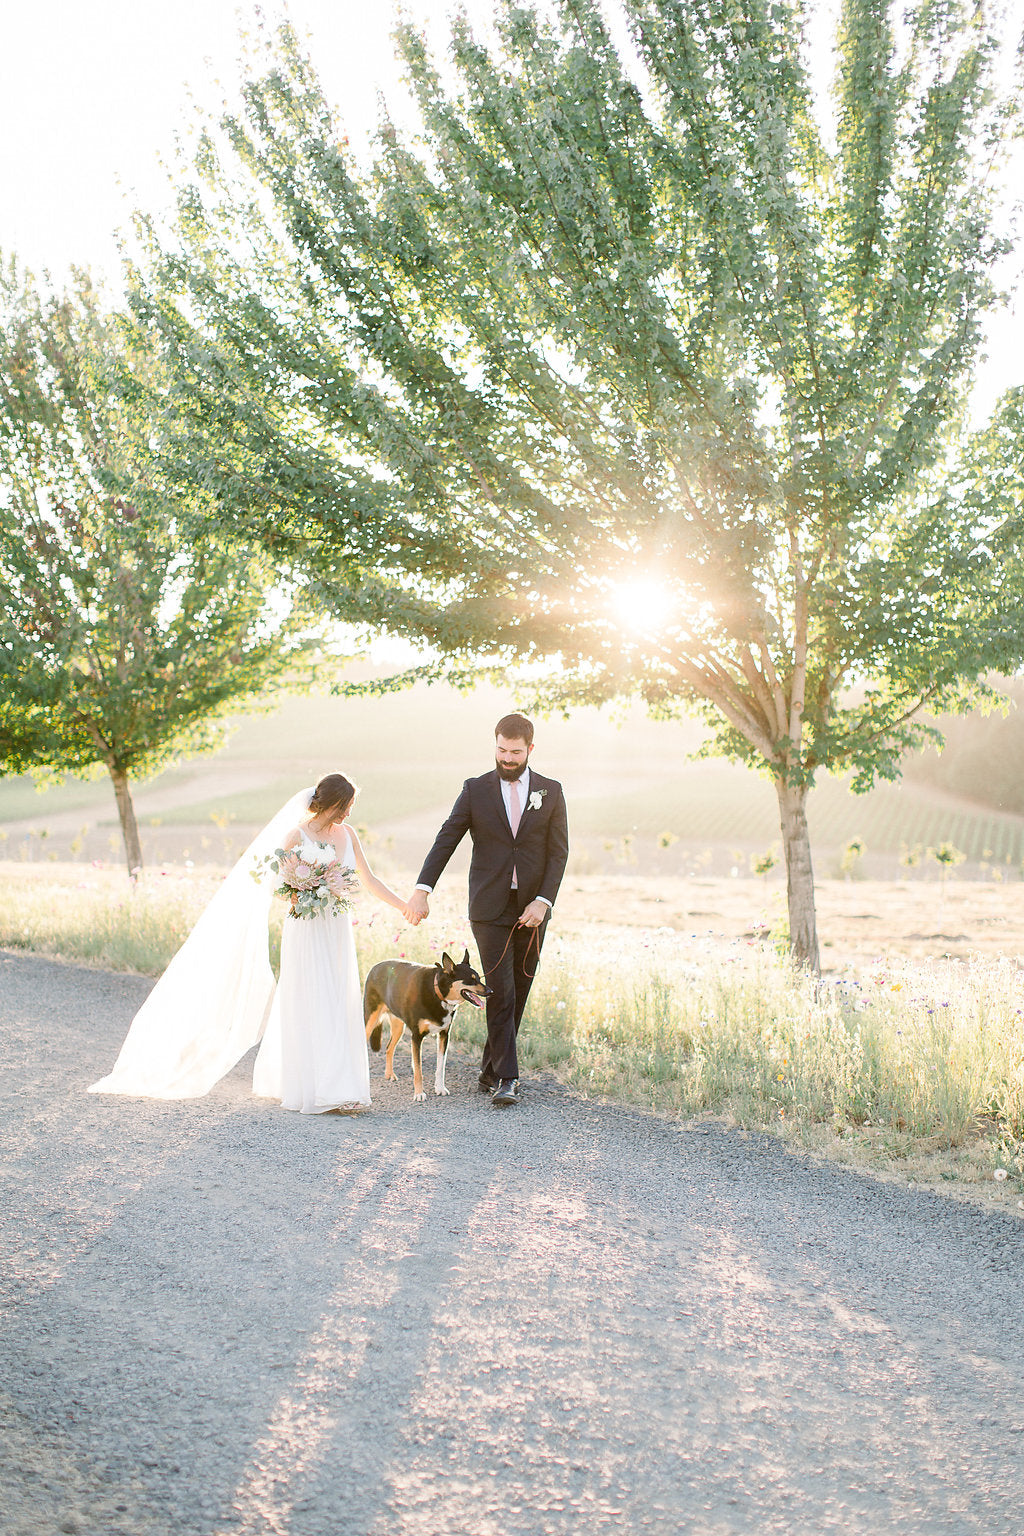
[88,773,410,1112]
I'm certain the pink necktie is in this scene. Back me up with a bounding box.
[509,780,522,889]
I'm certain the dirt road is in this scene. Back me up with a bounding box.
[2,950,1022,1535]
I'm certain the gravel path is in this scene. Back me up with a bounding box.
[2,948,1024,1536]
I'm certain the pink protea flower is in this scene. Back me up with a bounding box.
[277,851,322,891]
[323,862,359,898]
[253,848,357,919]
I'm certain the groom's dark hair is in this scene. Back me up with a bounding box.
[495,712,534,745]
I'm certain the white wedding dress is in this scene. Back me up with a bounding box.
[89,789,370,1111]
[252,827,370,1114]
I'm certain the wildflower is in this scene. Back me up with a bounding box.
[994,1168,1009,1182]
[556,1001,566,1011]
[776,1073,784,1082]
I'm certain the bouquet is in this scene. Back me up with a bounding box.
[251,848,359,920]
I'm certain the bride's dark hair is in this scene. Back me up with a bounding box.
[308,773,357,821]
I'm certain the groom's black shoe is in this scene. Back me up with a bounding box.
[478,1071,498,1093]
[491,1078,520,1106]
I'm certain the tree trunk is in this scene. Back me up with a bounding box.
[108,764,143,880]
[775,780,820,972]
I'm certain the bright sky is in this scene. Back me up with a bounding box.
[1,0,1022,415]
[0,0,501,282]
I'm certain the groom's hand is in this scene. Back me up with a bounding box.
[517,899,548,929]
[406,889,430,925]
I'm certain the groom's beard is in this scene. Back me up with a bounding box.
[495,759,527,782]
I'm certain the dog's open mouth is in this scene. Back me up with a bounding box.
[460,991,485,1008]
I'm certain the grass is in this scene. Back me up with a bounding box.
[3,862,1023,1208]
[521,933,1024,1177]
[0,866,240,975]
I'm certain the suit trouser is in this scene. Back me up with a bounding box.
[471,890,548,1081]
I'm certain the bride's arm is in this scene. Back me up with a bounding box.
[344,828,409,915]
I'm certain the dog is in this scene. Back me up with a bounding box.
[363,950,491,1101]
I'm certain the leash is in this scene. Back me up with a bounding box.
[484,919,544,982]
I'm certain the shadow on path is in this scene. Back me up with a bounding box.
[2,951,1023,1536]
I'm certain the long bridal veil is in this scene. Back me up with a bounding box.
[88,786,314,1100]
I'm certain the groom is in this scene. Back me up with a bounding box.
[406,713,569,1106]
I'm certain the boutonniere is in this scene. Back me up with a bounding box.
[528,789,546,811]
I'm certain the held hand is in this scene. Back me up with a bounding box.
[517,899,548,929]
[406,889,430,926]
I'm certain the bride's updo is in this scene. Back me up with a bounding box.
[308,773,357,822]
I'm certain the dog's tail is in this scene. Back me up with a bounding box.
[368,1015,385,1053]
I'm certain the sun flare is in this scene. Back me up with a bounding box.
[609,578,677,634]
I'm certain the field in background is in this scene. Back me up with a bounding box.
[3,681,1024,880]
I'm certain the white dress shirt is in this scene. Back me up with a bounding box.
[416,767,552,906]
[501,766,530,828]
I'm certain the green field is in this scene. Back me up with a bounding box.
[3,681,1023,874]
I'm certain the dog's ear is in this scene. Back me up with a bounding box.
[441,952,456,973]
[462,948,470,965]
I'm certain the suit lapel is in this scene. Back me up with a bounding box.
[516,770,545,833]
[488,770,511,835]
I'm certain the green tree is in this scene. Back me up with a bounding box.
[132,0,1024,965]
[0,260,318,876]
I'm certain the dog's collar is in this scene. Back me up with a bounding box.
[433,970,458,1012]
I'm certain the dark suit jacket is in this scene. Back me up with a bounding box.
[417,769,569,923]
